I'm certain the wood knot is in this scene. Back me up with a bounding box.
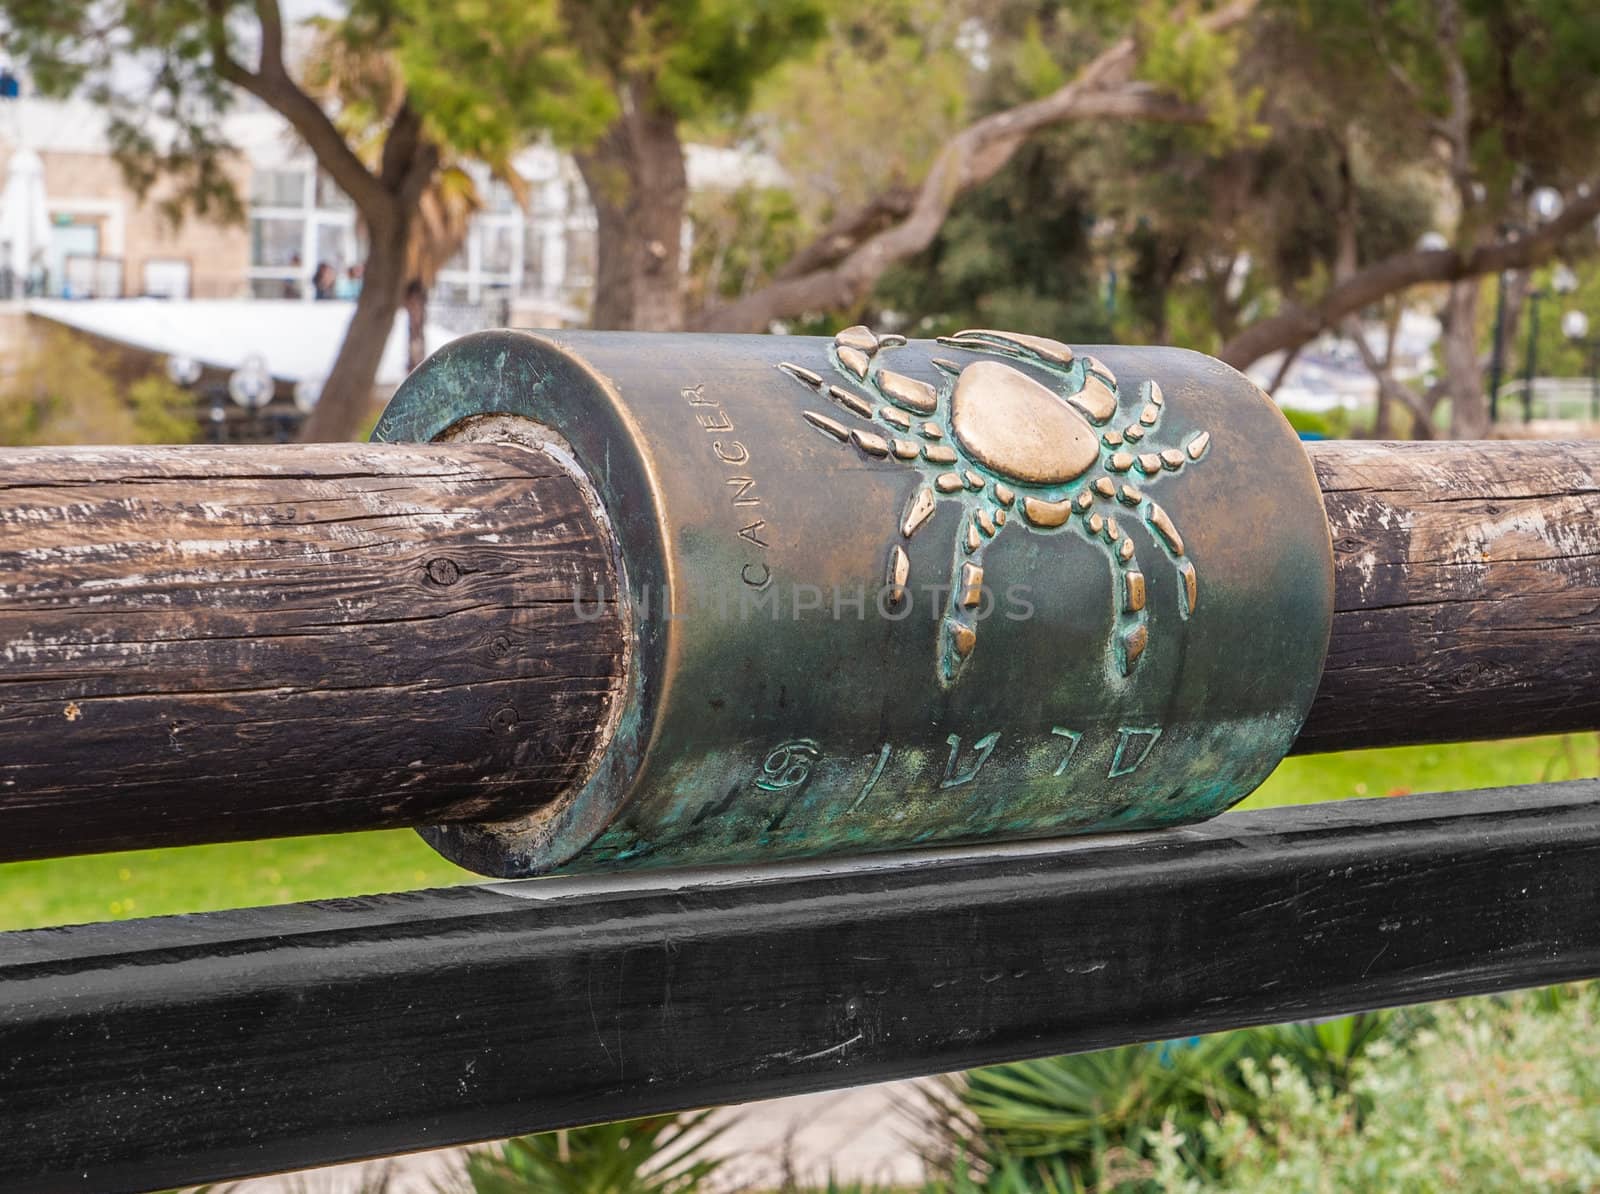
[425,557,461,586]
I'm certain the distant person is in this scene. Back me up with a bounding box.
[283,253,302,299]
[334,263,363,300]
[312,262,337,301]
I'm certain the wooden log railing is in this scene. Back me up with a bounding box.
[0,438,1596,860]
[0,441,627,860]
[1301,440,1600,752]
[0,435,1597,1191]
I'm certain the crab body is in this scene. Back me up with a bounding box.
[780,327,1211,685]
[950,361,1101,484]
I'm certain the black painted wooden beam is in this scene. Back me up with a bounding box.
[3,781,1599,1193]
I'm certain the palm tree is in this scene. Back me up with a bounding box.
[302,21,528,377]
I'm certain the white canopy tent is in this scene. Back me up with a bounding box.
[27,298,459,389]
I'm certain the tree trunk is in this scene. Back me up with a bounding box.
[405,280,428,373]
[301,217,410,442]
[575,93,687,332]
[1373,382,1396,438]
[1442,278,1487,438]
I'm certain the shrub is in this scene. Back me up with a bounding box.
[458,1111,727,1194]
[929,1012,1394,1189]
[1153,989,1600,1193]
[0,328,196,445]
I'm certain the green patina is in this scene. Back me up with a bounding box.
[377,328,1333,878]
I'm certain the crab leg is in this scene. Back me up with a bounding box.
[939,534,991,683]
[1139,500,1198,618]
[781,331,940,462]
[937,328,1076,367]
[1105,429,1211,479]
[1069,502,1149,675]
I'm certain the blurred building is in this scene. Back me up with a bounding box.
[0,97,251,301]
[0,94,780,329]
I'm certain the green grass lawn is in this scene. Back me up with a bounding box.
[0,733,1594,934]
[1240,731,1600,809]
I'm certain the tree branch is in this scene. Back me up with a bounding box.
[1345,316,1435,439]
[207,0,395,226]
[1218,178,1600,370]
[691,0,1258,332]
[1434,0,1474,201]
[772,186,916,282]
[1264,342,1302,395]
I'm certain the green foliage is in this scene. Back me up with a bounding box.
[943,1010,1395,1189]
[0,0,245,225]
[1133,1,1263,150]
[641,0,830,119]
[1243,731,1600,811]
[390,0,615,160]
[0,330,197,446]
[930,991,1600,1192]
[461,1112,727,1194]
[128,374,202,444]
[553,0,830,136]
[1508,262,1600,405]
[751,0,972,222]
[1149,989,1600,1192]
[874,136,1113,343]
[840,0,1274,345]
[1011,19,1067,99]
[0,0,825,226]
[0,0,613,228]
[687,184,807,306]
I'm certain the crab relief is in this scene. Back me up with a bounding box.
[779,327,1211,686]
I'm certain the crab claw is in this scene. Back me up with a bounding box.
[938,329,1076,368]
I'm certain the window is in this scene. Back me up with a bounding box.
[315,222,356,269]
[315,170,354,211]
[481,224,516,275]
[250,169,306,208]
[62,253,121,299]
[485,179,521,214]
[251,217,305,268]
[534,177,566,216]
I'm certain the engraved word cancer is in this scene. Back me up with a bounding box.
[779,328,1211,685]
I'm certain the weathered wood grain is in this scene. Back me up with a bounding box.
[0,442,626,860]
[1,781,1596,1191]
[1297,439,1600,753]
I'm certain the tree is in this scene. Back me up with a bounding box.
[871,133,1114,345]
[300,20,528,371]
[557,0,831,331]
[819,0,1271,346]
[0,0,612,440]
[725,0,1600,442]
[1211,0,1600,436]
[689,0,1263,332]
